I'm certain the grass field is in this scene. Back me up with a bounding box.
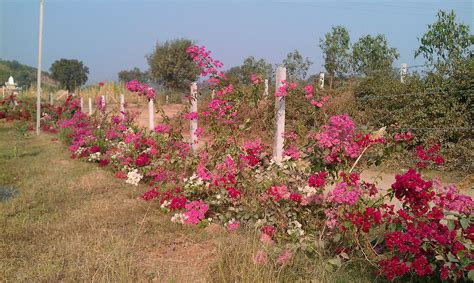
[0,121,376,282]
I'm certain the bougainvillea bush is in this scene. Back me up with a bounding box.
[1,46,472,282]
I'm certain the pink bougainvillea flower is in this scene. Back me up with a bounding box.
[253,250,268,265]
[260,233,275,246]
[226,220,240,231]
[184,200,208,225]
[277,249,293,265]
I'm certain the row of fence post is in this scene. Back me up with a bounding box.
[56,62,409,158]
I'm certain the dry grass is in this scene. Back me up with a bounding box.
[0,122,225,282]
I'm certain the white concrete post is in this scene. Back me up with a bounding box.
[88,97,93,115]
[101,95,106,109]
[148,99,154,130]
[35,0,44,135]
[211,89,215,99]
[273,67,286,161]
[319,73,325,89]
[80,97,84,113]
[264,79,269,96]
[190,82,198,152]
[400,63,408,83]
[120,94,125,117]
[165,94,169,104]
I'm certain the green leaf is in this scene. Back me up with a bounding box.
[447,219,455,231]
[339,252,349,260]
[328,257,342,267]
[460,218,469,230]
[421,242,428,252]
[468,270,474,281]
[446,253,459,263]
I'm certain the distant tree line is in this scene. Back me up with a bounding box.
[0,59,50,88]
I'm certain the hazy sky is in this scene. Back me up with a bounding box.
[1,0,472,84]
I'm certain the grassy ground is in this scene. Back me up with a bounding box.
[0,121,376,282]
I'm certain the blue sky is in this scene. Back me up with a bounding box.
[1,0,472,84]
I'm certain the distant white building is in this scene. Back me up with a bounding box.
[2,76,21,97]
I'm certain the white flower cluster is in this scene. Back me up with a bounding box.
[287,220,305,237]
[126,169,143,186]
[160,200,170,209]
[75,147,85,155]
[183,173,208,190]
[171,212,188,224]
[88,152,101,162]
[298,185,315,197]
[208,192,225,206]
[268,156,292,170]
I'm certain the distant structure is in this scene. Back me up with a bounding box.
[2,76,21,98]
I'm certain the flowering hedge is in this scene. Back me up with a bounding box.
[1,46,472,281]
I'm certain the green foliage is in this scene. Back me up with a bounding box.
[117,67,148,83]
[50,59,89,92]
[354,57,473,172]
[241,56,273,83]
[225,56,273,85]
[319,26,351,78]
[352,34,399,76]
[415,10,473,73]
[224,66,244,85]
[282,49,313,81]
[146,38,200,89]
[0,59,50,88]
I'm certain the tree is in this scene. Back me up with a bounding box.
[117,67,148,83]
[50,59,89,92]
[147,38,200,89]
[224,66,243,85]
[415,10,473,72]
[352,34,399,76]
[319,26,351,78]
[240,56,273,84]
[282,49,313,81]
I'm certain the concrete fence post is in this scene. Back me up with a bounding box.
[264,79,269,96]
[273,67,286,161]
[148,99,154,130]
[190,82,198,152]
[88,97,92,115]
[319,72,325,89]
[400,63,408,83]
[120,94,125,118]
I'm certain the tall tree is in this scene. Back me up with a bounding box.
[415,10,473,73]
[117,67,148,83]
[319,26,351,78]
[352,34,399,76]
[240,56,273,84]
[282,49,313,81]
[147,38,200,89]
[50,59,89,92]
[224,66,244,85]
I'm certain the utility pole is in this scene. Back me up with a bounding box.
[36,0,44,135]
